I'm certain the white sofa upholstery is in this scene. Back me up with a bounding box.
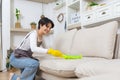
[35,21,119,80]
[70,22,118,59]
[40,57,106,78]
[75,59,120,78]
[78,73,120,80]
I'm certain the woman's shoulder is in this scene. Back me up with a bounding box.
[30,30,37,34]
[29,30,37,36]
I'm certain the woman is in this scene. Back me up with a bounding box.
[9,17,63,80]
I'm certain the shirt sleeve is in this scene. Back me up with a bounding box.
[29,31,48,54]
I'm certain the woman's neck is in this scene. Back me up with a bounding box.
[37,30,43,41]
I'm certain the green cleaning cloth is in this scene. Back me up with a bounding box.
[62,54,82,59]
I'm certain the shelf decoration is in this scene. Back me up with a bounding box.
[30,22,37,29]
[54,0,65,10]
[15,8,21,28]
[86,1,99,10]
[88,1,98,7]
[57,13,64,23]
[6,48,17,72]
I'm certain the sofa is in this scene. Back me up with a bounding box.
[34,21,120,80]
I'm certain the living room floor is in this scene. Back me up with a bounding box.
[0,69,20,80]
[0,70,45,80]
[0,71,9,80]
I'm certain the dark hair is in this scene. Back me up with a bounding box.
[38,17,54,29]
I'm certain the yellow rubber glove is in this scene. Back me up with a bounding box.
[48,48,63,57]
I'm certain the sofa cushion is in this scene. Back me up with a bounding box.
[52,29,77,54]
[40,57,106,77]
[70,21,118,59]
[78,73,120,80]
[41,72,78,80]
[75,59,120,78]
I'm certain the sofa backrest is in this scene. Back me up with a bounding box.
[53,29,77,54]
[70,21,118,59]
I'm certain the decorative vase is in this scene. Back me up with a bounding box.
[15,21,21,28]
[31,25,36,29]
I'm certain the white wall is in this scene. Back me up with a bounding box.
[12,0,66,31]
[43,2,66,47]
[12,0,42,29]
[52,5,66,36]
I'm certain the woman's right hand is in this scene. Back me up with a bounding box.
[48,48,63,57]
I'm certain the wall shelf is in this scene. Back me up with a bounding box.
[66,0,120,28]
[54,1,66,10]
[10,28,32,32]
[67,22,81,30]
[10,28,54,34]
[66,0,81,29]
[28,0,57,4]
[68,0,80,10]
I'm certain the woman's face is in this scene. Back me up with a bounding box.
[39,23,52,35]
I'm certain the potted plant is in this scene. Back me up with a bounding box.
[86,1,99,10]
[30,22,37,29]
[6,48,17,72]
[15,8,21,28]
[88,1,98,7]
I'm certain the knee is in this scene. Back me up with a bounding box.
[28,60,39,68]
[33,60,39,68]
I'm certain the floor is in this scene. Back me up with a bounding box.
[0,70,45,80]
[0,69,20,80]
[0,71,9,80]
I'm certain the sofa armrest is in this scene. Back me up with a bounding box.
[113,33,120,59]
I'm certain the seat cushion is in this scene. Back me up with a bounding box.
[70,21,118,59]
[75,59,120,78]
[78,73,120,80]
[40,57,106,77]
[41,72,78,80]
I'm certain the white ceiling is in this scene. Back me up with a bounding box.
[28,0,57,4]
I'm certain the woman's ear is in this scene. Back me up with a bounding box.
[40,24,42,27]
[39,24,44,29]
